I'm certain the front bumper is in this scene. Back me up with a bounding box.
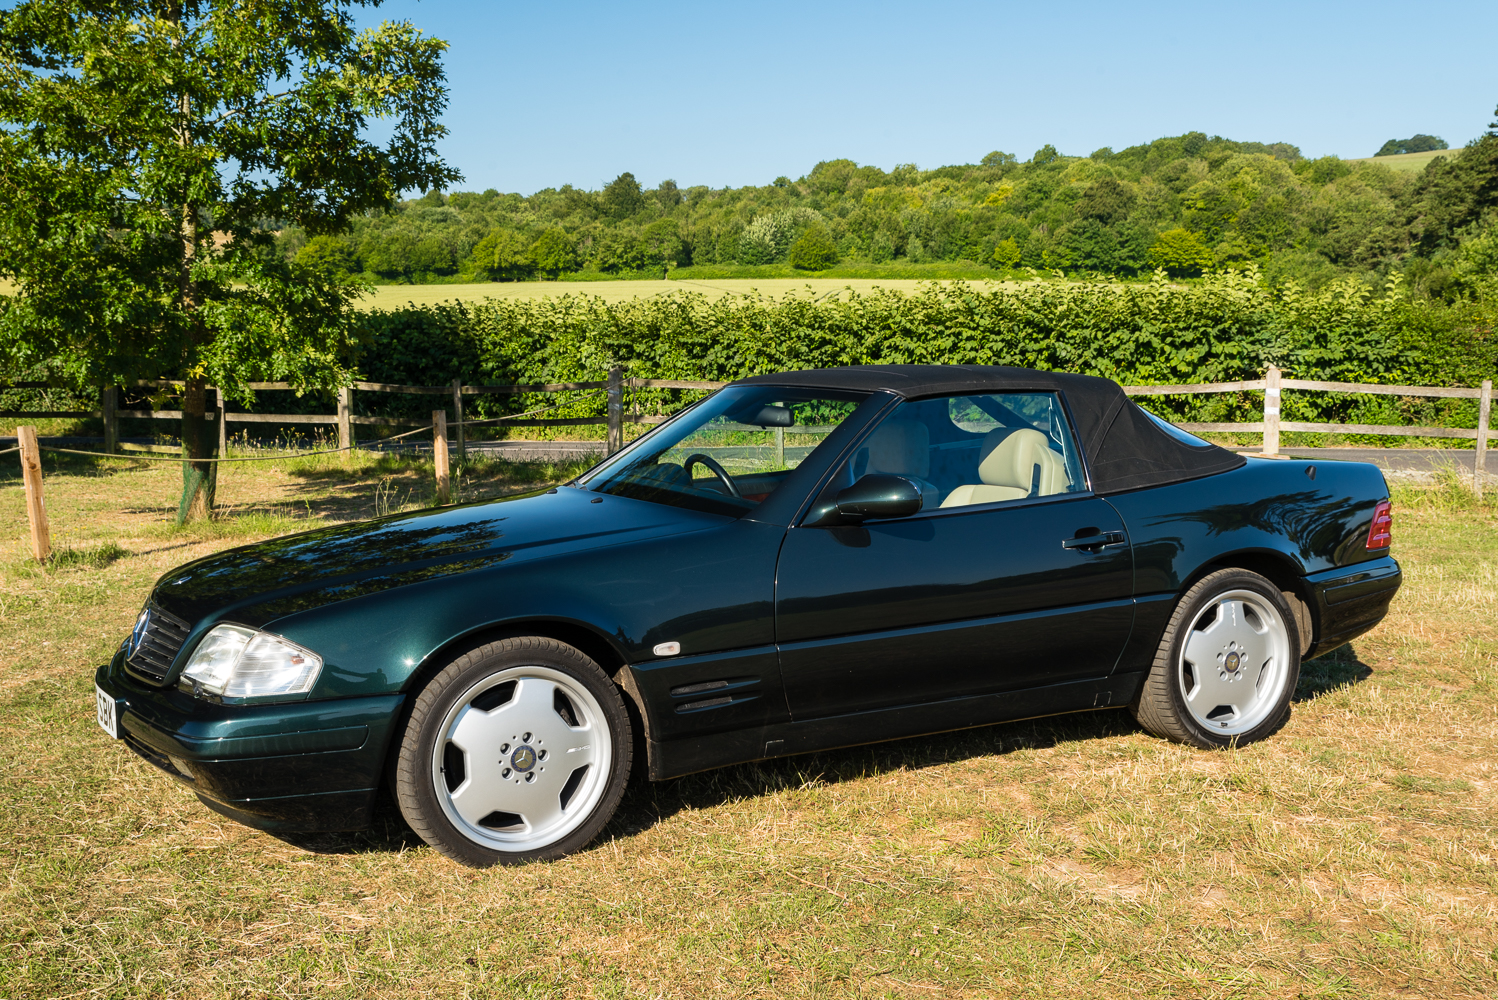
[95,651,404,832]
[1305,555,1402,660]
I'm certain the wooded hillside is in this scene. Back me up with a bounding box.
[279,130,1498,298]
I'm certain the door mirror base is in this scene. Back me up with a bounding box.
[805,474,923,526]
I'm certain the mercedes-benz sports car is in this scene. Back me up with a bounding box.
[94,365,1401,866]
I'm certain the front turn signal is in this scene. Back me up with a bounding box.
[1366,500,1392,550]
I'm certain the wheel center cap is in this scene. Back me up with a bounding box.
[510,745,537,772]
[1224,651,1242,673]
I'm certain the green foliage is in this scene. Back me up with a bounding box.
[466,228,534,281]
[265,118,1498,298]
[788,225,839,270]
[601,172,647,220]
[1376,135,1449,157]
[0,0,457,398]
[1149,228,1216,276]
[353,273,1497,434]
[991,238,1022,268]
[295,236,356,277]
[527,229,579,277]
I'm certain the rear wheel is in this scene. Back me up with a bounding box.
[1132,568,1301,749]
[394,637,632,866]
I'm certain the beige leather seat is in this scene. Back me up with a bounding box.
[940,428,1068,508]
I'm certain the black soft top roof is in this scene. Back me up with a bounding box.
[732,364,1245,494]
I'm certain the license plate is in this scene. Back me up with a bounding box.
[96,684,122,739]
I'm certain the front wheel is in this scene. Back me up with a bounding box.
[1132,568,1301,749]
[394,637,633,866]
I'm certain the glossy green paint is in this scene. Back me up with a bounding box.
[98,389,1400,832]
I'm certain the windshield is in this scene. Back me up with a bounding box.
[578,386,870,517]
[1139,406,1218,448]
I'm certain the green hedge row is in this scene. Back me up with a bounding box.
[351,272,1497,434]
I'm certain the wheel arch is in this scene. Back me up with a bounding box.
[1185,548,1315,655]
[383,616,653,793]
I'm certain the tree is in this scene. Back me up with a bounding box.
[467,228,534,281]
[788,225,839,270]
[1148,228,1216,276]
[296,236,356,277]
[655,179,682,210]
[1375,134,1449,157]
[601,172,645,220]
[528,229,579,277]
[0,1,457,520]
[991,237,1022,269]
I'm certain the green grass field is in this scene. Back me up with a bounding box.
[1,453,1496,998]
[1344,149,1455,173]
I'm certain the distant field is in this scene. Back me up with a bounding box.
[358,277,1016,310]
[1345,148,1453,173]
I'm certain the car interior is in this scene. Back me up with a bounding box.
[816,392,1084,513]
[595,389,1083,518]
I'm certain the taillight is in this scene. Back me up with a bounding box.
[1366,500,1392,550]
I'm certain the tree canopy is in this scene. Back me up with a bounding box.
[287,123,1498,297]
[0,0,458,518]
[1375,134,1449,157]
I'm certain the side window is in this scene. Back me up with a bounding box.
[822,392,1087,512]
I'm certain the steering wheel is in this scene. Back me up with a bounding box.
[682,453,741,498]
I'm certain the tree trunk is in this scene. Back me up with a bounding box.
[172,49,216,523]
[178,376,216,524]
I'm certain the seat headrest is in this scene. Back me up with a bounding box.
[979,428,1052,490]
[865,420,930,478]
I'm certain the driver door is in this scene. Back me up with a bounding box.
[774,391,1135,720]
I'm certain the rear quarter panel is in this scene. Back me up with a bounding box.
[1104,456,1390,670]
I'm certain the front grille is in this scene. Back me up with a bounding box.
[125,606,194,684]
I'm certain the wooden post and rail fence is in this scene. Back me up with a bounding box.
[3,365,1494,561]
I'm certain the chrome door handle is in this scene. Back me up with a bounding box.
[1062,530,1126,551]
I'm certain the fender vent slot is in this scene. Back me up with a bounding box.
[675,695,735,713]
[670,679,729,696]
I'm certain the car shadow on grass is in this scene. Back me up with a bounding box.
[268,649,1372,861]
[1295,642,1373,702]
[265,708,1148,859]
[604,707,1147,843]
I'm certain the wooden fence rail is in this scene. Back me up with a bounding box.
[5,365,1493,493]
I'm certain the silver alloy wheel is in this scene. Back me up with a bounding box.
[431,665,612,853]
[1176,588,1293,736]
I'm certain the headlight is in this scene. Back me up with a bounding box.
[180,625,323,700]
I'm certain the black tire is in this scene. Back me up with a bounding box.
[394,636,633,867]
[1132,568,1301,749]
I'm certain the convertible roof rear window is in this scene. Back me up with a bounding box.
[578,386,871,518]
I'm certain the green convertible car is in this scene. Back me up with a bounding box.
[94,365,1401,866]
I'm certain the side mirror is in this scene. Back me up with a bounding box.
[804,474,923,526]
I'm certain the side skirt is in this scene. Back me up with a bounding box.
[647,671,1146,780]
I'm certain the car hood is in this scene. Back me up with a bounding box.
[149,487,726,628]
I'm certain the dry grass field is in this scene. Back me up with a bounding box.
[0,452,1495,999]
[357,277,1013,310]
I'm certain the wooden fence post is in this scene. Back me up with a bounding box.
[451,378,466,462]
[17,425,50,562]
[1263,365,1282,457]
[433,409,450,504]
[1477,379,1492,499]
[101,386,117,454]
[337,386,353,461]
[216,389,228,457]
[607,367,624,455]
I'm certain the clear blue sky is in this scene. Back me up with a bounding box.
[361,0,1498,196]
